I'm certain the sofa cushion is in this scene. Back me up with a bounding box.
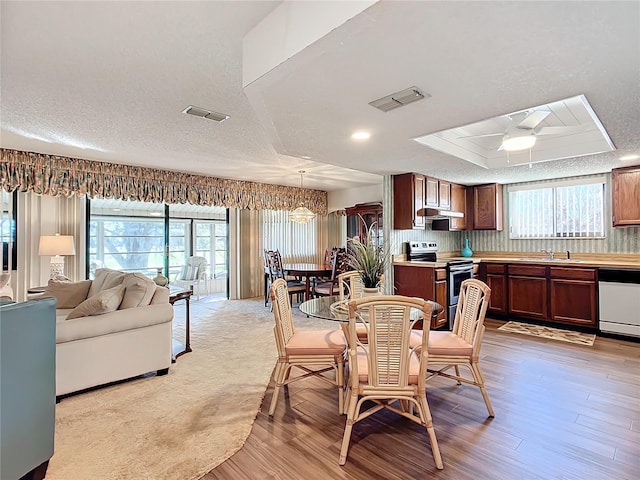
[88,268,126,298]
[43,279,92,309]
[66,284,125,320]
[120,273,157,309]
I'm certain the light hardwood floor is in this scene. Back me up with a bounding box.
[202,319,639,480]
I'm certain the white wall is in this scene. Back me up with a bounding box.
[327,183,383,212]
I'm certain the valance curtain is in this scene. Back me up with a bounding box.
[0,149,327,214]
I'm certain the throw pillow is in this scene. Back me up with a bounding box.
[66,284,125,320]
[0,272,10,289]
[88,268,126,298]
[120,272,157,309]
[44,279,92,309]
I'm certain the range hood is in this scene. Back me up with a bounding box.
[417,208,464,219]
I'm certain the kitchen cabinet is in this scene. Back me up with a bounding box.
[439,180,451,209]
[425,177,450,209]
[472,183,503,230]
[425,177,439,207]
[481,261,598,329]
[612,165,640,227]
[393,265,447,329]
[508,265,548,320]
[393,173,425,230]
[431,182,467,231]
[549,267,597,327]
[481,263,508,315]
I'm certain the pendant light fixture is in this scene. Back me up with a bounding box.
[289,170,316,224]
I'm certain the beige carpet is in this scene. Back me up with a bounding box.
[497,321,596,346]
[45,297,335,480]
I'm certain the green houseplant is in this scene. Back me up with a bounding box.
[346,217,390,290]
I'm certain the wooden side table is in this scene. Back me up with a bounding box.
[169,287,193,362]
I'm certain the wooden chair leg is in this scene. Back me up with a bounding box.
[418,395,444,470]
[269,362,288,416]
[471,363,494,417]
[339,391,359,465]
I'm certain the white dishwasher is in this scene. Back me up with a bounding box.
[599,268,640,338]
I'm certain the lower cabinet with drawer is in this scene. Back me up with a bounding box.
[393,265,448,329]
[508,264,548,320]
[481,262,598,329]
[480,263,508,315]
[549,267,598,327]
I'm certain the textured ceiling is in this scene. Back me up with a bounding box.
[1,1,639,192]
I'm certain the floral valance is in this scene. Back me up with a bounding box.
[0,149,327,214]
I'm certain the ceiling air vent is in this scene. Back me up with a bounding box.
[181,105,229,122]
[369,86,429,112]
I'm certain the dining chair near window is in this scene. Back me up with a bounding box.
[173,256,208,300]
[422,278,494,418]
[340,295,443,470]
[265,250,306,306]
[269,278,347,416]
[313,248,350,297]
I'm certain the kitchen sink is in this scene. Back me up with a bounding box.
[516,258,584,263]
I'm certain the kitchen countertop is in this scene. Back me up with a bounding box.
[393,253,640,269]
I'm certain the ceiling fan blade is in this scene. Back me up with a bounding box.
[516,110,551,130]
[536,125,589,136]
[457,132,503,139]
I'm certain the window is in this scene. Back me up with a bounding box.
[89,202,166,277]
[1,190,17,271]
[263,210,318,262]
[508,177,606,239]
[194,221,227,279]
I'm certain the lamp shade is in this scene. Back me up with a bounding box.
[38,235,76,256]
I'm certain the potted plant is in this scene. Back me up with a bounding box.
[346,217,390,294]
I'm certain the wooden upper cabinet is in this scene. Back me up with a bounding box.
[425,177,439,207]
[473,183,503,230]
[393,173,425,230]
[449,183,467,230]
[439,180,451,209]
[612,165,640,227]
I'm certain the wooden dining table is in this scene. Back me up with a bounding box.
[265,263,332,302]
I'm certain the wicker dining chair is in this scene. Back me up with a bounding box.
[420,278,494,417]
[339,295,443,470]
[269,278,347,416]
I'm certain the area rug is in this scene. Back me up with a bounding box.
[45,297,335,480]
[497,321,596,346]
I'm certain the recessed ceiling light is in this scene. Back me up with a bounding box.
[149,212,163,217]
[352,131,371,140]
[620,154,639,161]
[300,155,311,159]
[112,208,121,212]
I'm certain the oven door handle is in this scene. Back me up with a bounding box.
[448,266,473,273]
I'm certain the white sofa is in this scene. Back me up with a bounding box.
[34,268,174,397]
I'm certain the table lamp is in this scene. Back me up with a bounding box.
[39,234,76,279]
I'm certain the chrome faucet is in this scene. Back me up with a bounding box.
[541,249,554,260]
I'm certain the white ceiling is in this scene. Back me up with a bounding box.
[414,94,615,169]
[1,1,639,192]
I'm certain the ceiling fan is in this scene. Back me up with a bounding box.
[460,110,588,152]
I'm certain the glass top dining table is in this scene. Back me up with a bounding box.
[299,295,444,323]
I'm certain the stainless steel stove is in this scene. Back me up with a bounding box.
[404,241,474,329]
[405,241,438,262]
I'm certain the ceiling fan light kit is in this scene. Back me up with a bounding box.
[502,134,537,152]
